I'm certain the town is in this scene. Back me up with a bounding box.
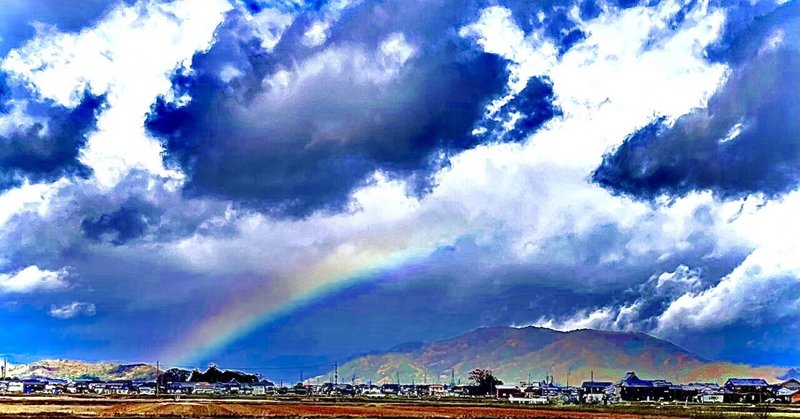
[1,369,799,406]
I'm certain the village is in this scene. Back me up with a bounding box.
[1,370,799,406]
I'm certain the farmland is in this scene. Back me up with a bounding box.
[1,395,800,418]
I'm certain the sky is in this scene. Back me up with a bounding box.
[0,0,798,380]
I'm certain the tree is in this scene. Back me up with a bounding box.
[468,369,503,396]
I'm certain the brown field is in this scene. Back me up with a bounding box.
[1,396,799,418]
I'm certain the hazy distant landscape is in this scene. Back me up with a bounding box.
[4,327,796,386]
[314,326,797,385]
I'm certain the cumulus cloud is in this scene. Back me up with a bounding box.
[531,302,643,332]
[529,264,706,334]
[2,0,232,186]
[0,266,69,293]
[0,0,796,369]
[655,246,800,334]
[49,302,96,319]
[146,0,520,217]
[593,1,799,201]
[0,90,104,191]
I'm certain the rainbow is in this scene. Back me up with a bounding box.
[161,243,433,366]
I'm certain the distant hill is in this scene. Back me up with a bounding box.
[313,326,792,385]
[3,360,265,383]
[5,359,158,381]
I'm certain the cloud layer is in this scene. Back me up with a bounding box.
[0,0,797,372]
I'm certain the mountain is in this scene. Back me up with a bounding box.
[4,359,158,381]
[3,360,269,384]
[314,326,792,385]
[779,368,800,380]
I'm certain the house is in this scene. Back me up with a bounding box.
[102,381,133,395]
[617,372,672,402]
[771,378,800,403]
[320,383,354,395]
[135,382,158,395]
[7,380,46,394]
[222,380,241,395]
[193,382,217,395]
[66,381,92,394]
[44,382,66,394]
[380,383,400,395]
[668,384,698,402]
[792,391,800,404]
[524,381,562,398]
[685,383,724,403]
[495,384,523,399]
[724,378,771,403]
[775,387,798,403]
[6,381,24,393]
[700,392,725,403]
[780,379,800,390]
[166,382,195,394]
[581,381,613,404]
[428,384,440,397]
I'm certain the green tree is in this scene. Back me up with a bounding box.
[468,369,503,396]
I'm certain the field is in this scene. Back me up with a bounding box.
[1,396,800,418]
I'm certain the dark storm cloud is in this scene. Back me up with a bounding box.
[0,90,105,190]
[81,205,156,246]
[0,73,10,111]
[213,230,753,377]
[593,1,799,200]
[0,170,236,273]
[145,0,589,217]
[481,77,561,142]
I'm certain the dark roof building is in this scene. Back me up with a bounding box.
[581,381,613,393]
[723,378,771,403]
[617,372,672,402]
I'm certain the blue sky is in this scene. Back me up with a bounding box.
[0,0,798,378]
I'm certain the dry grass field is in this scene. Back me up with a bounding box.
[1,396,799,418]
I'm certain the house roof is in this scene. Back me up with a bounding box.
[781,379,800,388]
[621,379,654,387]
[725,378,769,387]
[582,381,613,387]
[622,372,639,381]
[777,388,799,396]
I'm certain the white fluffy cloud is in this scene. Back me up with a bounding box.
[1,0,232,187]
[152,0,755,359]
[528,302,644,332]
[0,0,795,364]
[0,266,69,293]
[49,302,96,319]
[655,245,800,334]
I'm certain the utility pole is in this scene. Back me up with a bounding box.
[396,371,400,387]
[334,363,338,386]
[155,361,160,398]
[451,369,455,387]
[2,358,6,379]
[300,370,303,384]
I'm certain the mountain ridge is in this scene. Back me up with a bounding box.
[313,326,792,385]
